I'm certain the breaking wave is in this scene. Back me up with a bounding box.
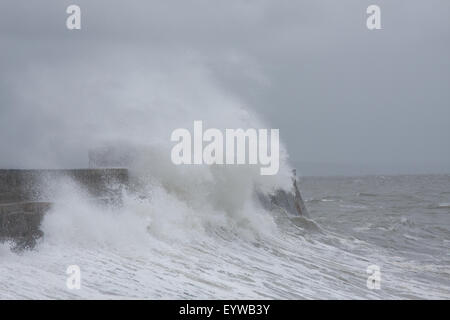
[1,54,448,299]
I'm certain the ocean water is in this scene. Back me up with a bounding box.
[1,173,449,299]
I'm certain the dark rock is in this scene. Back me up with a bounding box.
[256,170,309,217]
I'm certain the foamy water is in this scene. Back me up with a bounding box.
[1,173,449,299]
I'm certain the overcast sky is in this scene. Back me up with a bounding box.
[0,0,449,175]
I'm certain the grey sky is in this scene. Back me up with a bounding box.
[0,0,449,175]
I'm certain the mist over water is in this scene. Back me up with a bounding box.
[0,52,288,178]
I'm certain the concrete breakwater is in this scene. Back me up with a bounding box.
[0,169,128,249]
